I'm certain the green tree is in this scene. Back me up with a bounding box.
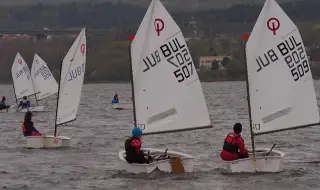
[221,57,231,67]
[226,58,245,79]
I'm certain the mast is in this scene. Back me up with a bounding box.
[30,65,39,106]
[11,77,18,105]
[242,35,256,165]
[54,60,63,137]
[128,41,137,127]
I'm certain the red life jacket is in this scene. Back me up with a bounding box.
[21,120,27,133]
[223,132,241,153]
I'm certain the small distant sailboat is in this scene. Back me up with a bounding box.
[118,0,212,174]
[223,0,320,173]
[30,54,58,105]
[6,53,45,113]
[26,28,86,149]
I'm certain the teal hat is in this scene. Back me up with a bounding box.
[132,127,143,137]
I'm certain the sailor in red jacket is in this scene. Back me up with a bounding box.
[125,127,151,164]
[220,123,249,161]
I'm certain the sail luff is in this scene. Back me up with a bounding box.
[243,39,256,157]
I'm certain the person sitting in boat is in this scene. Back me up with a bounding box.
[111,93,119,104]
[22,111,42,137]
[18,96,31,109]
[220,123,248,161]
[125,127,151,164]
[0,96,10,110]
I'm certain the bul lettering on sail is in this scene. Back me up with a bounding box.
[16,69,24,78]
[67,63,85,81]
[256,49,279,72]
[142,50,161,72]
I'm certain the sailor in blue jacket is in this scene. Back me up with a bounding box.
[0,96,9,110]
[18,96,31,109]
[112,93,119,104]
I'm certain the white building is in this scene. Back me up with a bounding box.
[199,56,232,70]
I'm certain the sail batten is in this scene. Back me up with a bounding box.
[131,0,211,134]
[143,125,213,135]
[254,122,320,136]
[246,0,319,135]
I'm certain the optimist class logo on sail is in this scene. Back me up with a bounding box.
[255,18,310,82]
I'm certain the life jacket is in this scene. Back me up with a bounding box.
[223,132,242,153]
[125,137,141,163]
[112,97,119,104]
[21,120,28,135]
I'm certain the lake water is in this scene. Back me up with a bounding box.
[0,82,319,190]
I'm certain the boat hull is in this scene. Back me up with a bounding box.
[118,148,194,174]
[223,148,285,173]
[26,135,71,149]
[112,103,133,110]
[0,105,47,113]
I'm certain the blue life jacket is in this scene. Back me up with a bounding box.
[112,98,119,104]
[19,100,31,109]
[0,100,6,106]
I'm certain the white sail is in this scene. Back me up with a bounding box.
[11,53,36,99]
[246,0,319,135]
[56,28,86,125]
[31,54,58,100]
[131,0,211,134]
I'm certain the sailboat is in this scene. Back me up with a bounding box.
[30,54,58,106]
[5,53,44,113]
[26,28,86,149]
[118,0,212,174]
[223,0,319,173]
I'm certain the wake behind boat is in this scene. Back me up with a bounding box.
[118,0,212,174]
[26,28,87,149]
[223,0,319,173]
[112,103,133,110]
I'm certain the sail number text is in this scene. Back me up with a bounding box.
[141,37,194,83]
[34,65,52,80]
[161,37,194,83]
[67,63,85,81]
[16,66,31,80]
[252,124,260,130]
[255,35,309,82]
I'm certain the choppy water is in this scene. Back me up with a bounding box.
[0,82,319,190]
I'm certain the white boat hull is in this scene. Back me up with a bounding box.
[26,135,71,149]
[0,105,46,113]
[118,148,194,174]
[112,103,133,110]
[223,148,285,173]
